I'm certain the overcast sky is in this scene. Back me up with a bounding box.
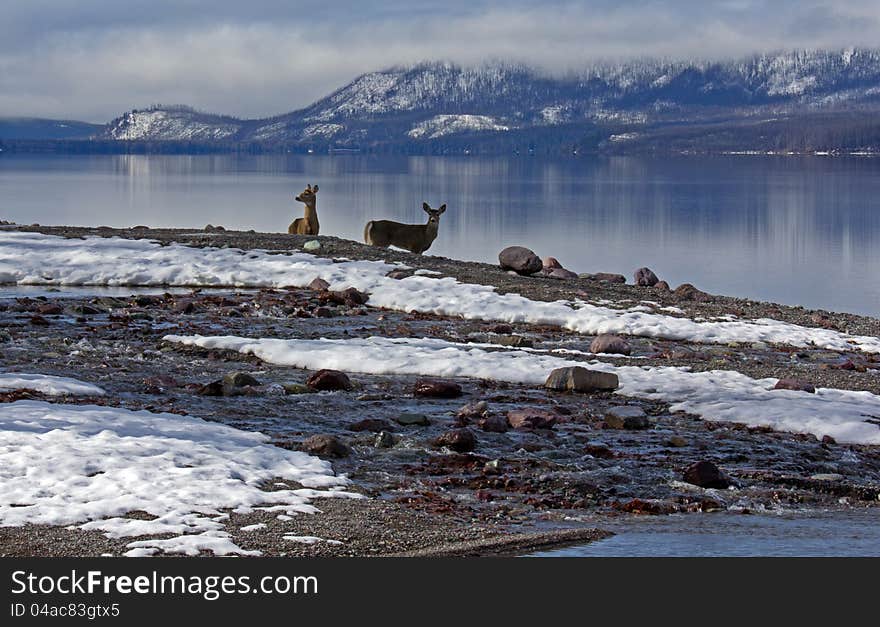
[1,1,878,122]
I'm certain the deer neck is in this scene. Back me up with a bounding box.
[303,202,319,229]
[420,218,437,245]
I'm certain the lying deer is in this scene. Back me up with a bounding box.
[288,184,319,235]
[364,202,446,254]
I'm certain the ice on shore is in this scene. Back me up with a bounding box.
[0,400,357,556]
[2,231,879,353]
[165,334,880,445]
[0,372,105,396]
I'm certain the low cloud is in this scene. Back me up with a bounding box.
[1,1,879,121]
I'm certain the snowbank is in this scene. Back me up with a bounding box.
[165,334,880,445]
[3,231,879,353]
[0,400,357,556]
[0,373,105,396]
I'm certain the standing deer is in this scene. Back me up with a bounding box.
[364,202,446,254]
[288,184,320,235]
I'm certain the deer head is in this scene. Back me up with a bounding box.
[423,202,446,226]
[295,184,319,205]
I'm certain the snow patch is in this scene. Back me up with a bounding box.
[0,373,105,396]
[3,231,879,353]
[408,114,509,139]
[0,401,356,555]
[164,334,880,445]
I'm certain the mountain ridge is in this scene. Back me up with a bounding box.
[6,48,880,153]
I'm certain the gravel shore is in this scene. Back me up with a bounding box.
[1,224,879,557]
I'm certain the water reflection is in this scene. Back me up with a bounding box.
[1,154,879,314]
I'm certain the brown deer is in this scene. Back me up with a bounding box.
[364,202,446,254]
[288,184,320,235]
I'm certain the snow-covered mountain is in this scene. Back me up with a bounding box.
[82,49,880,152]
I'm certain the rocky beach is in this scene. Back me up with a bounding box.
[1,224,879,557]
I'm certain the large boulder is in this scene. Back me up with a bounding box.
[590,334,632,356]
[634,267,659,287]
[544,366,619,392]
[499,246,543,275]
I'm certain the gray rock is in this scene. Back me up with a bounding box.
[223,372,262,388]
[634,267,659,287]
[303,240,321,251]
[395,413,431,427]
[499,246,543,275]
[374,431,396,448]
[604,406,650,430]
[308,277,330,291]
[282,383,311,395]
[544,366,619,392]
[492,335,534,348]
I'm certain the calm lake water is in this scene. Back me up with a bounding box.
[530,509,880,557]
[1,153,879,315]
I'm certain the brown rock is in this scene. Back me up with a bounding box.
[456,401,489,422]
[507,408,557,430]
[413,379,463,398]
[683,460,731,489]
[590,334,632,355]
[36,303,63,315]
[306,369,352,391]
[433,428,477,453]
[773,378,816,394]
[590,273,626,283]
[197,380,225,396]
[542,256,563,269]
[29,315,50,326]
[674,283,711,302]
[478,415,509,433]
[489,323,514,335]
[301,434,351,458]
[499,246,543,275]
[173,300,195,314]
[654,280,671,291]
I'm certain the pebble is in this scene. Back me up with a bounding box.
[303,240,321,251]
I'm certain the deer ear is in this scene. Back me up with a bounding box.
[313,185,318,193]
[438,204,446,214]
[422,202,431,212]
